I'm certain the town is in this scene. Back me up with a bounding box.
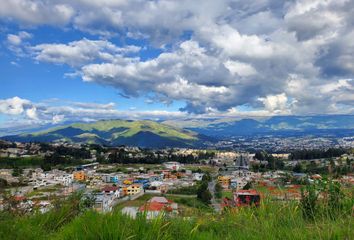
[1,140,353,217]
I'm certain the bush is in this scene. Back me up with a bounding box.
[300,179,352,220]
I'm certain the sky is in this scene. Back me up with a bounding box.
[0,0,354,135]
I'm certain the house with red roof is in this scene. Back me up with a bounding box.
[138,196,178,219]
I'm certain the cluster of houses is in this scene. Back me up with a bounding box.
[0,161,206,213]
[0,142,42,158]
[218,170,255,191]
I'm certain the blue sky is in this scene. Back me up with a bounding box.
[0,25,181,110]
[0,0,353,135]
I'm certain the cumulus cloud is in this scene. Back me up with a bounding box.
[0,96,32,115]
[224,60,257,77]
[6,31,32,56]
[0,0,354,115]
[258,93,290,114]
[30,38,140,67]
[7,31,32,45]
[26,107,38,120]
[0,0,74,25]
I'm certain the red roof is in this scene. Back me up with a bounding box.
[13,196,26,201]
[139,202,166,212]
[102,186,119,192]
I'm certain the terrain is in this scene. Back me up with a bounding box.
[164,115,354,137]
[1,120,208,148]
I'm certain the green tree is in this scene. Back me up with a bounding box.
[293,163,303,173]
[12,167,22,177]
[197,181,212,204]
[215,183,222,199]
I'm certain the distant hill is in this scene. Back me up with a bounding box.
[1,120,209,148]
[165,115,354,137]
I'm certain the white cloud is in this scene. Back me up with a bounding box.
[224,60,257,77]
[0,0,74,25]
[1,0,354,115]
[52,115,65,124]
[0,96,32,115]
[320,79,353,94]
[258,93,290,114]
[6,31,32,56]
[31,38,140,67]
[26,107,38,120]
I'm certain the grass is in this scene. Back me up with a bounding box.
[1,196,352,240]
[115,194,157,210]
[26,185,62,198]
[221,190,232,199]
[1,184,353,240]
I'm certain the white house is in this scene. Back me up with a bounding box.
[193,173,204,181]
[163,162,181,171]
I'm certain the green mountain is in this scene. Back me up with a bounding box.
[3,120,207,148]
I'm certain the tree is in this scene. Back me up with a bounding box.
[243,182,252,190]
[200,189,212,204]
[12,167,23,177]
[197,181,212,204]
[0,178,8,188]
[215,183,222,199]
[293,163,303,173]
[255,151,265,161]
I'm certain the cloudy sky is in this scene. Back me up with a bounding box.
[0,0,354,134]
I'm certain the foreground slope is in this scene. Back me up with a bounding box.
[2,120,205,148]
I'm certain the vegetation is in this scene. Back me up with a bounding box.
[167,185,199,195]
[0,183,352,240]
[300,179,352,221]
[289,148,348,160]
[215,183,222,199]
[0,156,43,168]
[253,151,285,171]
[107,149,214,164]
[196,175,212,204]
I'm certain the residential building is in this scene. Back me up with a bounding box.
[163,162,181,171]
[102,174,119,183]
[139,196,178,219]
[73,171,86,181]
[102,186,121,198]
[218,176,231,189]
[123,184,142,195]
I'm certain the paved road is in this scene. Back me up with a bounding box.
[208,174,222,213]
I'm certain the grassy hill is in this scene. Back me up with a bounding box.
[2,120,205,148]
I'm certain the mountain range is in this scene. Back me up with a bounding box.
[166,115,354,137]
[1,120,208,148]
[2,115,354,147]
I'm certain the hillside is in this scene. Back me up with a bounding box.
[2,120,206,148]
[164,115,354,137]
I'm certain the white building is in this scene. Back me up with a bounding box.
[163,162,181,171]
[193,173,204,181]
